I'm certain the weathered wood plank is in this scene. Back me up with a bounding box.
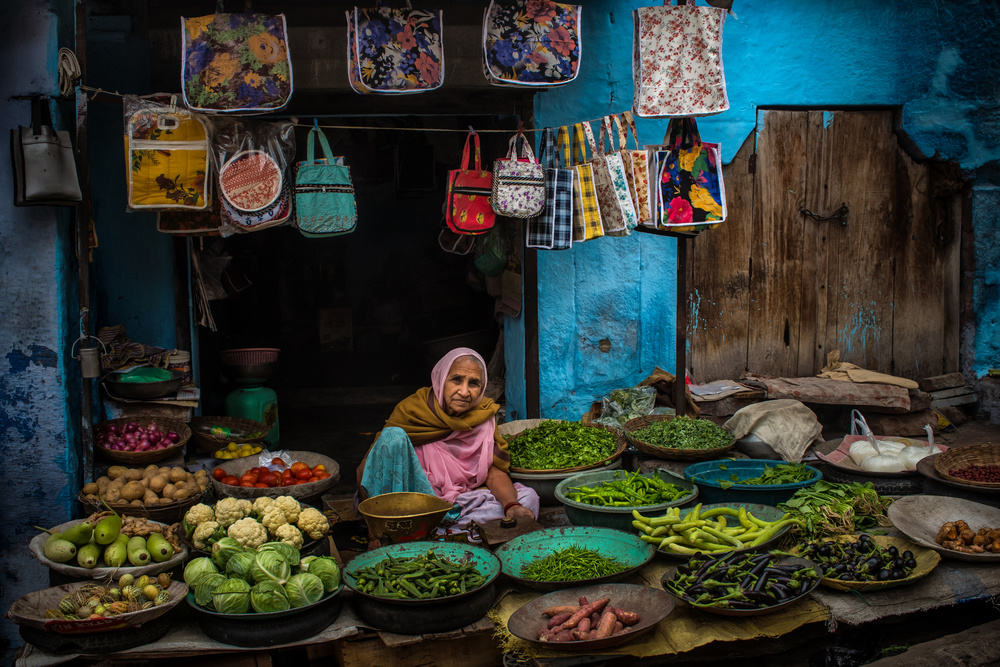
[689,130,756,383]
[820,111,896,374]
[747,110,809,376]
[799,111,831,377]
[920,373,967,392]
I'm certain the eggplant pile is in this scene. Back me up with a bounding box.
[800,533,917,582]
[663,551,820,611]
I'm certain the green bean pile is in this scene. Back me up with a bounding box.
[508,421,617,470]
[566,470,690,507]
[520,545,628,582]
[352,549,486,599]
[632,416,733,451]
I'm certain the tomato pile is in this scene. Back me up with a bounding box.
[212,457,332,487]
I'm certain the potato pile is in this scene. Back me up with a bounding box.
[82,465,210,506]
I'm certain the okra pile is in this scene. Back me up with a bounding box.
[565,470,690,507]
[663,551,820,610]
[351,549,486,599]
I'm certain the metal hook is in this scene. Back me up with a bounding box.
[800,203,849,227]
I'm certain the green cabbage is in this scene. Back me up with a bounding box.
[300,555,341,593]
[259,541,300,566]
[284,572,324,608]
[225,550,257,583]
[194,572,228,609]
[212,577,251,614]
[183,557,219,587]
[250,580,291,613]
[211,537,245,570]
[250,550,291,586]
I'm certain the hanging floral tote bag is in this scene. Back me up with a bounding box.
[656,117,726,229]
[483,1,582,87]
[612,111,651,226]
[581,119,637,236]
[125,95,212,211]
[492,130,545,219]
[347,2,444,94]
[445,130,495,235]
[633,1,728,118]
[182,4,293,113]
[526,127,573,250]
[567,123,603,242]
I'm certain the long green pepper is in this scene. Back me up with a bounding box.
[567,469,689,507]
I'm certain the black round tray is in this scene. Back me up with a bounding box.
[816,461,924,496]
[19,615,171,654]
[350,582,498,635]
[194,592,343,647]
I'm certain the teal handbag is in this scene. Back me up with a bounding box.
[294,124,357,238]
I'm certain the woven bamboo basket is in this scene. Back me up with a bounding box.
[623,415,734,461]
[77,485,210,524]
[500,420,626,474]
[189,416,270,454]
[933,443,1000,488]
[94,417,192,465]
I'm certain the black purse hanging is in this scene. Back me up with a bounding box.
[10,96,83,206]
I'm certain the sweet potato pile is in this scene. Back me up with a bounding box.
[936,520,1000,554]
[537,595,640,642]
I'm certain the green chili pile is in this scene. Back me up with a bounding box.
[508,421,617,470]
[715,462,815,489]
[351,549,485,599]
[631,416,733,451]
[566,470,690,507]
[520,545,628,582]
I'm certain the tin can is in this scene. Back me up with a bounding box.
[168,350,193,386]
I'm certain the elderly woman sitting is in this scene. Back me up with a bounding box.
[356,348,539,544]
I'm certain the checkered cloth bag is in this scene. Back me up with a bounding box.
[526,128,573,250]
[569,123,603,242]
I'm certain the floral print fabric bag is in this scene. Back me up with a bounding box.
[482,1,582,87]
[633,1,728,118]
[182,4,293,114]
[492,130,545,219]
[655,117,726,229]
[347,2,444,95]
[581,119,638,236]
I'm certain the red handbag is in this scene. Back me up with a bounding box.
[445,130,496,235]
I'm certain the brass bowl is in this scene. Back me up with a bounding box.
[358,492,453,544]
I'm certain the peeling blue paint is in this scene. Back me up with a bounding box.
[6,344,59,373]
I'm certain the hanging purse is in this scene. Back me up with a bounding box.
[567,123,603,242]
[10,97,82,206]
[482,1,582,87]
[526,127,573,250]
[633,0,729,118]
[613,112,652,227]
[445,130,495,235]
[182,2,293,113]
[656,117,726,229]
[492,129,545,219]
[582,119,638,236]
[294,124,358,238]
[347,2,444,95]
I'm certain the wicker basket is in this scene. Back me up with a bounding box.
[501,420,626,475]
[933,443,1000,488]
[94,417,192,465]
[623,415,734,461]
[220,347,280,366]
[212,450,341,500]
[189,416,270,454]
[77,486,210,524]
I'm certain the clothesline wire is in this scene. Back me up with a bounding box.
[78,84,634,136]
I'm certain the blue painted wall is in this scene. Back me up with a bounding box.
[504,0,1000,420]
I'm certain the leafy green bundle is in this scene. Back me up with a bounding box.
[717,462,815,489]
[777,480,893,538]
[631,416,733,451]
[507,421,617,470]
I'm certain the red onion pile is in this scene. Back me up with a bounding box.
[96,420,181,453]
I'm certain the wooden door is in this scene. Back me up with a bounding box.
[688,109,961,383]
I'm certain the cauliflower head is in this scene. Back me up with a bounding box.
[227,517,268,549]
[184,503,215,527]
[236,498,253,515]
[215,497,248,528]
[275,523,304,549]
[252,496,274,516]
[297,507,330,540]
[260,505,289,536]
[273,496,301,524]
[192,521,221,550]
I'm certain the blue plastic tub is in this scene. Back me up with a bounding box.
[683,459,822,506]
